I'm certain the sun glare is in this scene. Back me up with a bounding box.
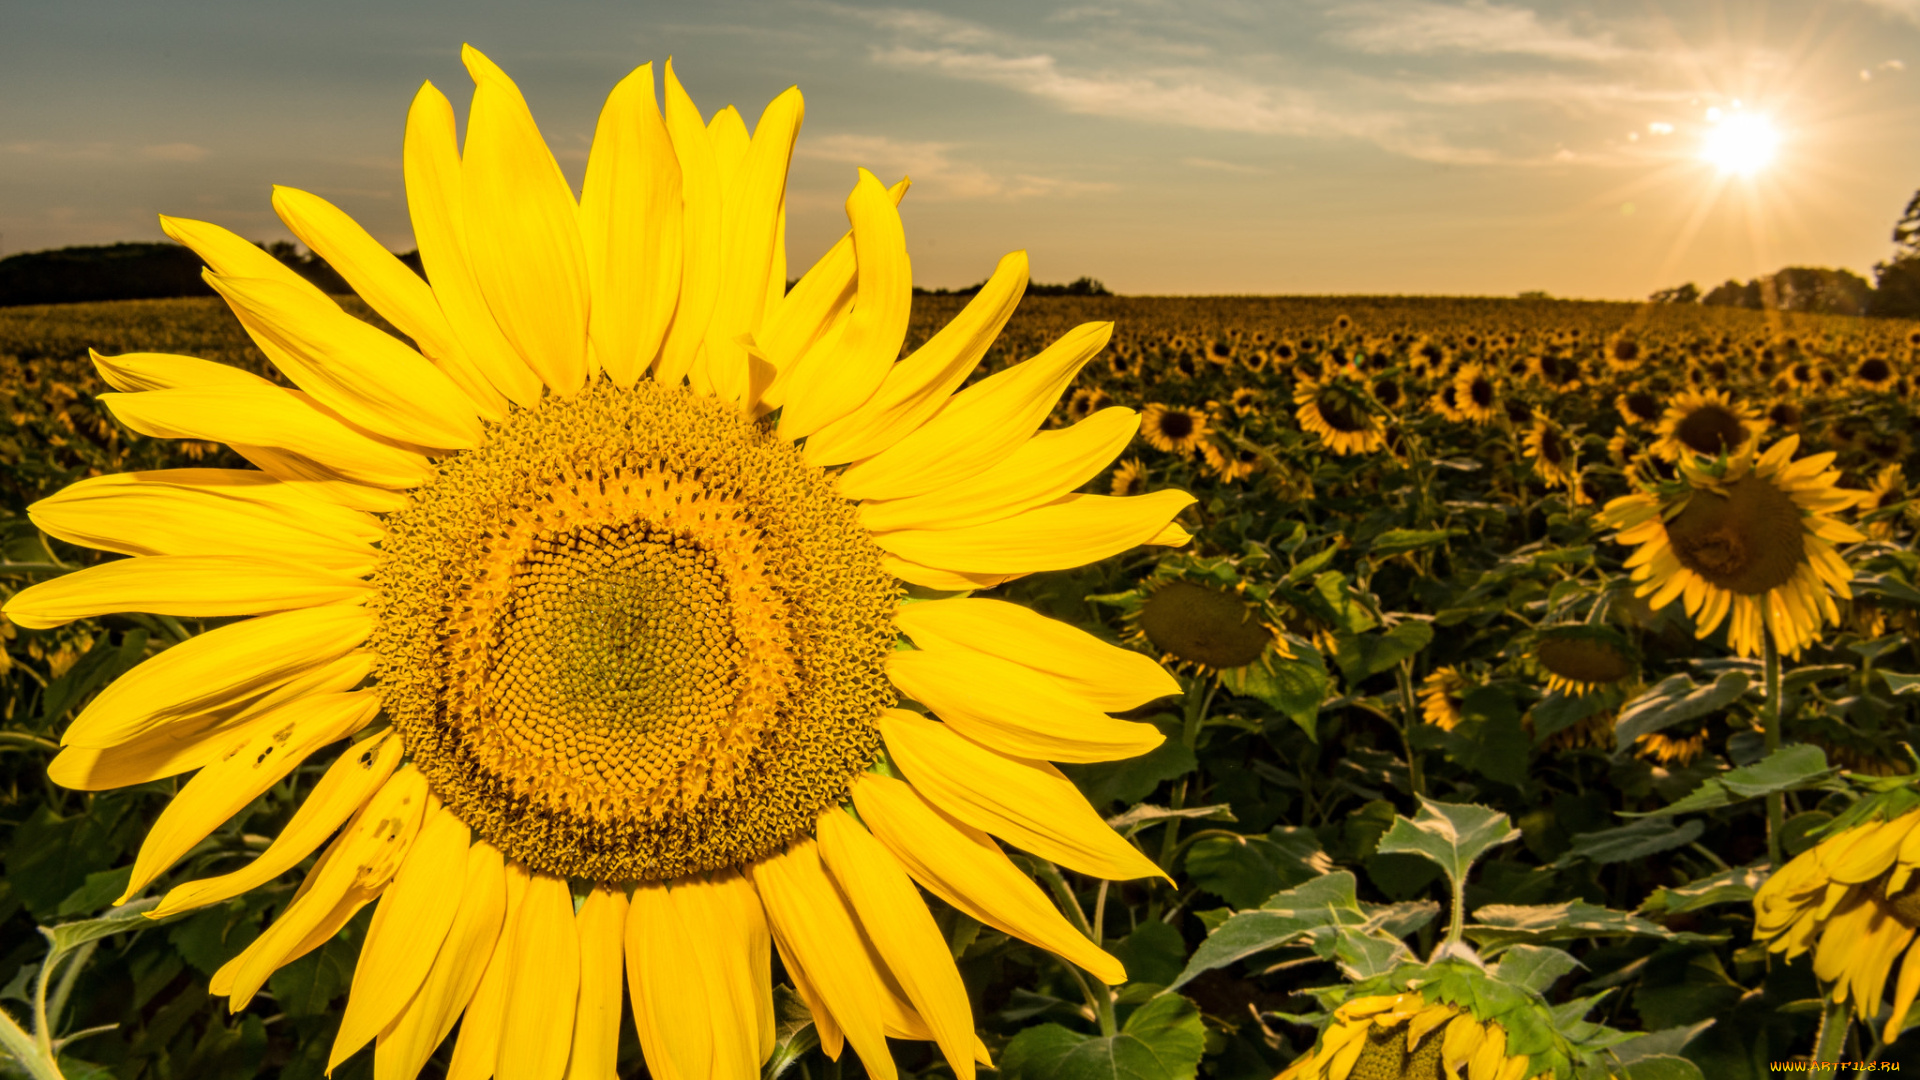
[1700,112,1780,176]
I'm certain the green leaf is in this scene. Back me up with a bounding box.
[170,900,262,977]
[268,923,361,1017]
[1313,571,1377,635]
[1882,671,1920,696]
[1437,687,1529,789]
[1063,718,1199,810]
[1334,620,1433,684]
[998,993,1206,1080]
[1492,944,1581,993]
[1620,1056,1707,1080]
[1218,647,1328,740]
[1637,745,1835,818]
[1639,863,1771,916]
[46,895,175,956]
[1530,685,1625,744]
[1111,921,1188,987]
[1183,831,1321,909]
[1465,900,1689,954]
[1375,798,1518,891]
[55,866,132,917]
[1107,804,1236,831]
[6,803,129,920]
[761,985,819,1080]
[1168,872,1429,990]
[36,628,148,725]
[1554,818,1705,868]
[1370,529,1458,556]
[1613,672,1749,749]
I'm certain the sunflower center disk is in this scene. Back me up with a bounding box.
[372,381,897,882]
[1665,475,1806,596]
[1675,405,1747,455]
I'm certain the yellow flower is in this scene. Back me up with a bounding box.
[1531,625,1636,697]
[1755,809,1920,1037]
[1634,730,1708,766]
[1110,457,1149,497]
[1420,666,1470,730]
[1865,464,1908,541]
[1295,374,1387,456]
[1453,363,1502,425]
[1273,991,1546,1080]
[1141,402,1211,454]
[1523,416,1576,491]
[1598,435,1864,659]
[5,48,1196,1080]
[1650,388,1764,463]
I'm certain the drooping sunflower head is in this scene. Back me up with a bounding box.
[1635,729,1708,766]
[1530,625,1637,697]
[1295,374,1387,456]
[1652,389,1765,463]
[1128,578,1288,673]
[1420,666,1471,730]
[1141,402,1211,454]
[1273,990,1550,1080]
[1866,463,1910,541]
[1598,435,1866,658]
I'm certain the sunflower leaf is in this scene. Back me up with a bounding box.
[1369,528,1458,557]
[1168,871,1429,990]
[1375,798,1517,890]
[1492,944,1582,993]
[1612,671,1750,753]
[762,986,820,1080]
[1217,645,1328,740]
[1553,818,1704,868]
[1333,620,1432,683]
[1629,744,1836,818]
[1639,863,1771,916]
[997,993,1205,1080]
[1464,900,1704,954]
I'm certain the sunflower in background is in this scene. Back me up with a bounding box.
[1419,666,1471,730]
[1530,625,1637,697]
[1141,402,1211,454]
[1614,388,1663,428]
[1522,416,1576,491]
[6,48,1196,1080]
[1651,388,1764,462]
[1295,373,1387,455]
[1273,990,1548,1080]
[1865,464,1909,541]
[1636,729,1710,766]
[1598,435,1864,659]
[1452,363,1501,425]
[1110,457,1149,497]
[1754,804,1920,1040]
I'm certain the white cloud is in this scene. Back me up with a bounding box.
[1328,1,1631,62]
[798,132,1114,201]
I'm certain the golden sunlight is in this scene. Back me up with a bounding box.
[1700,110,1781,175]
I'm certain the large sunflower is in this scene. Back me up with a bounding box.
[1273,990,1546,1080]
[1294,373,1386,456]
[1650,388,1765,463]
[1755,807,1920,1038]
[5,50,1194,1080]
[1597,435,1863,659]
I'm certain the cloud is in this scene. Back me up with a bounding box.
[1183,157,1265,174]
[3,141,116,160]
[1851,0,1920,25]
[138,143,209,162]
[1327,1,1632,62]
[798,133,1114,200]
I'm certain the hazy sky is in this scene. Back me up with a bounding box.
[5,0,1920,299]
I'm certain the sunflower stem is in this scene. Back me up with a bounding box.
[1395,661,1427,798]
[0,1004,63,1080]
[1810,996,1851,1080]
[1763,632,1785,869]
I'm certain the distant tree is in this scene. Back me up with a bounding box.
[1702,279,1760,308]
[1871,188,1920,318]
[1764,267,1875,315]
[1649,282,1700,304]
[0,243,212,306]
[1028,276,1113,297]
[1516,290,1551,300]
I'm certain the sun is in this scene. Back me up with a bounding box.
[1700,111,1780,176]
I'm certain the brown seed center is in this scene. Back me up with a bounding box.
[1665,475,1805,595]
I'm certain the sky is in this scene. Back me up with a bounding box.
[4,0,1920,299]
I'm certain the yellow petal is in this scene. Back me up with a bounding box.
[803,250,1024,466]
[31,469,382,574]
[879,554,1016,592]
[756,179,910,411]
[1884,938,1920,1036]
[777,169,911,439]
[271,185,508,421]
[1442,1014,1480,1074]
[460,45,590,396]
[818,807,977,1080]
[627,880,715,1080]
[851,773,1125,984]
[1831,817,1911,883]
[749,838,897,1080]
[227,444,410,513]
[122,691,379,900]
[879,709,1168,882]
[887,649,1164,763]
[404,80,543,410]
[496,870,581,1080]
[375,840,509,1080]
[330,802,472,1071]
[159,214,339,307]
[837,321,1113,501]
[655,59,721,389]
[861,407,1140,533]
[203,270,484,450]
[5,554,370,632]
[626,871,773,1080]
[61,603,372,748]
[893,598,1179,712]
[212,765,429,1009]
[101,385,432,489]
[1469,1023,1506,1080]
[872,490,1197,576]
[579,63,682,389]
[565,885,627,1080]
[91,349,274,392]
[706,88,804,407]
[150,728,400,917]
[445,862,530,1080]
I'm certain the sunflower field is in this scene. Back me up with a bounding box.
[3,288,1919,1080]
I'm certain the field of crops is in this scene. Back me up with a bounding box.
[2,292,1918,1080]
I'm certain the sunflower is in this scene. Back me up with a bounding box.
[1140,403,1211,454]
[1765,398,1803,434]
[1419,667,1469,730]
[1755,807,1920,1036]
[1430,382,1469,423]
[1635,730,1708,766]
[1130,579,1289,673]
[6,50,1195,1080]
[1531,625,1636,696]
[1850,354,1900,393]
[1605,331,1644,373]
[1295,375,1386,455]
[1273,990,1547,1080]
[1614,389,1662,428]
[1522,416,1575,490]
[1866,464,1909,541]
[1207,442,1263,483]
[1651,389,1765,463]
[1108,352,1137,378]
[1110,457,1149,497]
[1607,429,1642,470]
[1066,386,1112,422]
[1451,363,1500,425]
[1599,435,1863,659]
[1229,386,1266,418]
